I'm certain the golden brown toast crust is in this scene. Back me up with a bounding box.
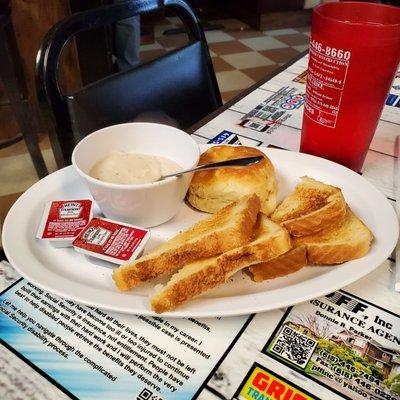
[271,177,347,236]
[187,145,277,215]
[293,208,373,264]
[151,215,291,313]
[151,260,226,314]
[113,194,261,290]
[281,198,346,236]
[249,245,307,282]
[306,242,371,264]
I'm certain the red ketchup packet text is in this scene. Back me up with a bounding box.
[37,200,93,247]
[72,217,150,264]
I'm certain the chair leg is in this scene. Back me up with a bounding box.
[0,15,48,179]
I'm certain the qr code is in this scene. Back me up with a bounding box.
[137,388,163,400]
[270,325,317,368]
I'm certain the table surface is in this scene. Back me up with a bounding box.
[1,52,399,400]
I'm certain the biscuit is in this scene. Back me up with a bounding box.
[187,145,277,214]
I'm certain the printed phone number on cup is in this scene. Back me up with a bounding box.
[310,40,351,60]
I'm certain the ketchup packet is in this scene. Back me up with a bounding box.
[72,217,150,264]
[37,200,93,247]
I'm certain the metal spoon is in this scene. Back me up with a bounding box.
[159,155,264,181]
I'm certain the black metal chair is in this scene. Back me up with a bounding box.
[36,0,222,169]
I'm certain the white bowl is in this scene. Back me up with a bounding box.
[71,123,200,227]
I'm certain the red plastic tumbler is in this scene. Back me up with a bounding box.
[300,2,400,171]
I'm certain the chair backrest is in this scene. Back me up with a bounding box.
[36,0,221,168]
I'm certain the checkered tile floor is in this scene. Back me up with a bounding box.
[140,17,310,102]
[0,18,310,243]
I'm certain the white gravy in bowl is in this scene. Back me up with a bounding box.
[89,151,182,184]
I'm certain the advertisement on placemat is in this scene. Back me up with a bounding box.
[196,275,399,400]
[264,290,400,400]
[206,130,263,146]
[382,73,400,124]
[293,69,308,84]
[0,279,251,400]
[233,363,319,400]
[238,87,305,133]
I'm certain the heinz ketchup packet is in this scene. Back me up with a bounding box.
[72,217,150,264]
[37,200,93,247]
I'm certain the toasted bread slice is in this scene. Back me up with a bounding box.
[293,208,373,264]
[150,214,291,313]
[271,177,346,236]
[248,245,307,282]
[113,194,260,290]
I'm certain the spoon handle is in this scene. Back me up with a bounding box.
[162,155,264,179]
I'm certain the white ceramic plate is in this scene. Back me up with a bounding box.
[3,146,398,317]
